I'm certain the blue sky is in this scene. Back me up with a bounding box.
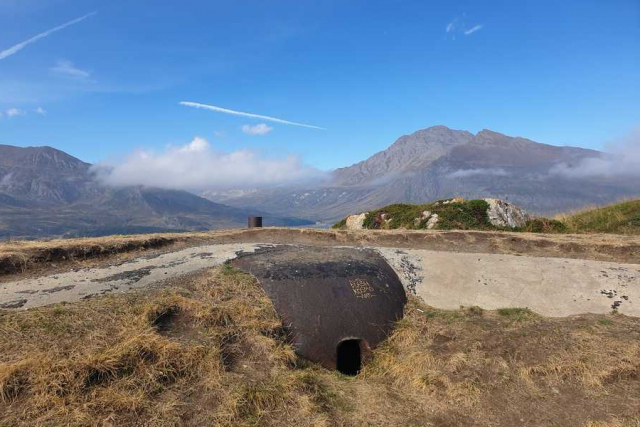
[1,0,638,175]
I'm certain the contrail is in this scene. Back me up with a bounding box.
[180,101,325,130]
[464,24,483,35]
[0,12,97,61]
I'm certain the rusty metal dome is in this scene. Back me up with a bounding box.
[231,245,407,374]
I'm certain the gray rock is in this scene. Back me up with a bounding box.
[345,213,368,230]
[484,198,531,228]
[426,214,439,229]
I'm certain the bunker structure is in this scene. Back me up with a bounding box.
[247,216,263,228]
[231,245,407,375]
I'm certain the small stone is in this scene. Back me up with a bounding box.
[426,214,439,230]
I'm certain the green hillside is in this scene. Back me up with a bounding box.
[333,199,640,235]
[560,199,640,234]
[333,199,497,231]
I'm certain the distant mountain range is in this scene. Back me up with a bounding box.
[202,126,640,223]
[3,126,638,238]
[0,145,311,238]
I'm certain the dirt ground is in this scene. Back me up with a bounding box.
[1,266,638,426]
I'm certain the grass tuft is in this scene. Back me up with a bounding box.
[497,307,535,321]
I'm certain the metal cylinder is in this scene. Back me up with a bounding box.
[248,216,263,228]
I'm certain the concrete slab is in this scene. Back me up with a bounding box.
[1,243,638,317]
[0,243,262,309]
[378,248,639,317]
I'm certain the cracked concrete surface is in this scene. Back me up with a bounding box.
[378,248,639,317]
[1,244,638,317]
[0,243,262,310]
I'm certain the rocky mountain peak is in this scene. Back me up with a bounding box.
[332,125,473,186]
[0,144,89,172]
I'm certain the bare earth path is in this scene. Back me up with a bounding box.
[1,241,638,317]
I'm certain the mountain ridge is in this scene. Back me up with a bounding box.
[0,145,311,238]
[204,126,638,222]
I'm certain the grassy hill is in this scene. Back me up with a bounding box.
[559,199,640,234]
[333,199,499,231]
[333,199,640,235]
[1,265,639,426]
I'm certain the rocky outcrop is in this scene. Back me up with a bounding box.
[484,198,531,228]
[345,213,368,230]
[426,213,439,229]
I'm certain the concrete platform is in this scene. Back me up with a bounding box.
[1,243,638,317]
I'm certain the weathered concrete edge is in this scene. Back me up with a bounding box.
[1,227,639,278]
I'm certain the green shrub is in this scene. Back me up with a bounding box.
[362,204,422,229]
[360,199,494,231]
[520,218,568,233]
[331,218,347,229]
[435,200,492,230]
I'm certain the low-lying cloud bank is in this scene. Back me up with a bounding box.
[551,129,640,178]
[448,168,508,179]
[92,137,328,191]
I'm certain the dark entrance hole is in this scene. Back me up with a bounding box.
[336,339,361,376]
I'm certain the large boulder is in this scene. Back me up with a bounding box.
[484,198,531,228]
[345,213,368,230]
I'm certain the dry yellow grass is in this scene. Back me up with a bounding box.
[555,199,640,235]
[0,230,226,276]
[1,266,639,426]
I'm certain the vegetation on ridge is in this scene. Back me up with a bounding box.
[333,198,640,235]
[558,199,640,235]
[332,199,497,231]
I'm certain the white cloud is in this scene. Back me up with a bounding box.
[242,123,273,135]
[0,12,96,61]
[178,136,208,153]
[92,137,328,191]
[0,173,13,187]
[180,101,325,130]
[464,25,483,35]
[6,108,25,117]
[550,129,640,179]
[51,60,90,79]
[213,130,226,138]
[35,107,47,115]
[448,168,508,178]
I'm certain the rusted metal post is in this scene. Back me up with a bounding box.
[248,216,263,228]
